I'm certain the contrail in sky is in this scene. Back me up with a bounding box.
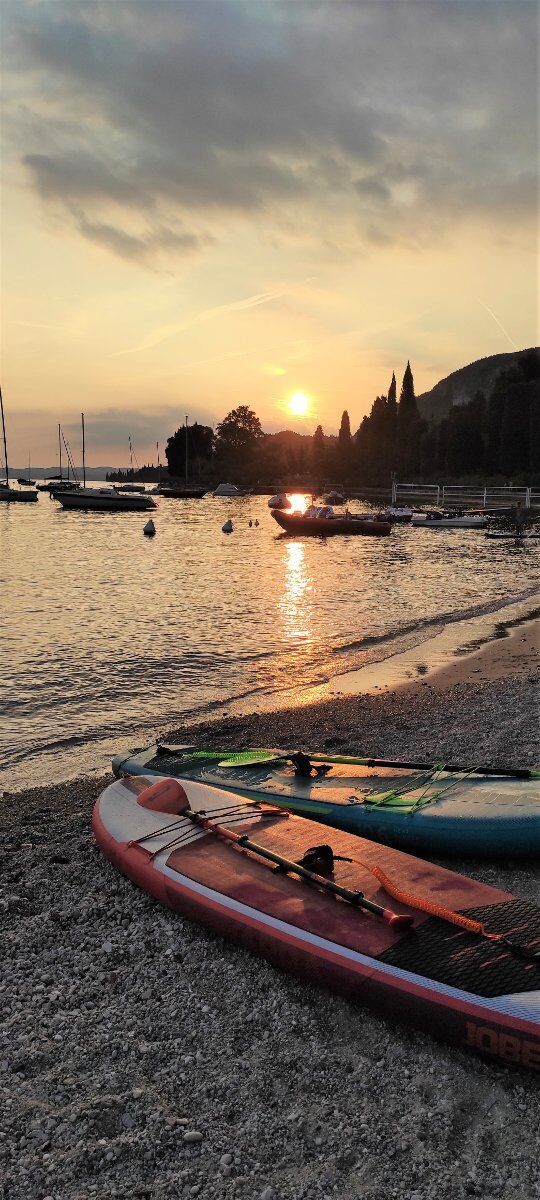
[112,290,285,357]
[477,300,518,350]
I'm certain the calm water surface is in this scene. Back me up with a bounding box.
[1,491,538,789]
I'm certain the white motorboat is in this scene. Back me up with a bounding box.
[268,493,291,509]
[383,505,413,523]
[213,482,244,497]
[412,510,487,529]
[0,387,38,502]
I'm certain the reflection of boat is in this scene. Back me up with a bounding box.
[96,773,540,1066]
[113,745,540,858]
[271,505,391,536]
[268,493,291,509]
[412,510,487,529]
[486,531,539,541]
[0,387,38,502]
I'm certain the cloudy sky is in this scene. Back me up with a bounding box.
[3,0,537,465]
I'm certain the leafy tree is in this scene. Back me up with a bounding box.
[165,421,213,478]
[215,405,263,455]
[212,406,263,480]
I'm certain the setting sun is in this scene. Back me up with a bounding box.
[288,391,311,417]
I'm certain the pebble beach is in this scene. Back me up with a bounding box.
[2,620,539,1200]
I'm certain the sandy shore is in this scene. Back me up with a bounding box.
[1,622,539,1199]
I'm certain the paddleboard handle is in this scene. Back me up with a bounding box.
[186,811,414,929]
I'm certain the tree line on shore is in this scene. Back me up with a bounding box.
[162,350,539,486]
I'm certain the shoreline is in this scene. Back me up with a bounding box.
[2,608,539,1198]
[161,611,539,774]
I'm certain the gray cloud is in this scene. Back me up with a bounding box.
[4,0,537,263]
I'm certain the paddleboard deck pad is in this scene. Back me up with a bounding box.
[112,746,540,858]
[94,775,540,1069]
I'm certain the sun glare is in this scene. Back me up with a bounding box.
[288,391,311,417]
[287,493,309,514]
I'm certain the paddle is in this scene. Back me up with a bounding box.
[184,808,414,929]
[156,744,538,780]
[220,750,538,780]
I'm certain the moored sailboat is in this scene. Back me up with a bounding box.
[55,415,157,512]
[0,387,38,502]
[157,416,206,497]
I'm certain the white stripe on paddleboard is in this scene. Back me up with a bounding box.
[155,857,538,1026]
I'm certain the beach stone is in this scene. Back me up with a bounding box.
[183,1130,203,1144]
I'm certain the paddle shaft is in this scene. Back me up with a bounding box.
[186,810,413,929]
[302,754,536,780]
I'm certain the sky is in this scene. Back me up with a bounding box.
[2,0,538,466]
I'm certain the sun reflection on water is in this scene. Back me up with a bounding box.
[278,539,313,644]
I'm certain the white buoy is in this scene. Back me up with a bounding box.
[143,519,156,536]
[222,519,233,533]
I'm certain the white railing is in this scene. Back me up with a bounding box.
[391,481,539,509]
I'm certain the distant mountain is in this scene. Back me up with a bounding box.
[9,466,117,480]
[417,348,539,422]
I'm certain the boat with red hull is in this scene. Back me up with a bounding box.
[271,509,391,536]
[93,775,540,1069]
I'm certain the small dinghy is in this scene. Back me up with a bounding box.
[113,745,540,858]
[94,774,540,1068]
[268,493,291,509]
[272,506,391,537]
[383,505,413,523]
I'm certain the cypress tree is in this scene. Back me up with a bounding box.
[388,372,397,408]
[312,424,326,476]
[398,361,418,422]
[338,410,351,447]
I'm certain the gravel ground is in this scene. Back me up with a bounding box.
[1,674,539,1200]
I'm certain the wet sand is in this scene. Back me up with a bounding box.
[2,616,539,1199]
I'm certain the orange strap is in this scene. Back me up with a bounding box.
[348,856,492,938]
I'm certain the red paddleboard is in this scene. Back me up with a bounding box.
[93,775,540,1069]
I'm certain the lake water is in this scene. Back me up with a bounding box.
[1,490,538,790]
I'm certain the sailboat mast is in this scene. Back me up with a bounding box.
[185,414,188,484]
[0,386,9,486]
[58,423,62,481]
[129,436,134,475]
[81,413,86,488]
